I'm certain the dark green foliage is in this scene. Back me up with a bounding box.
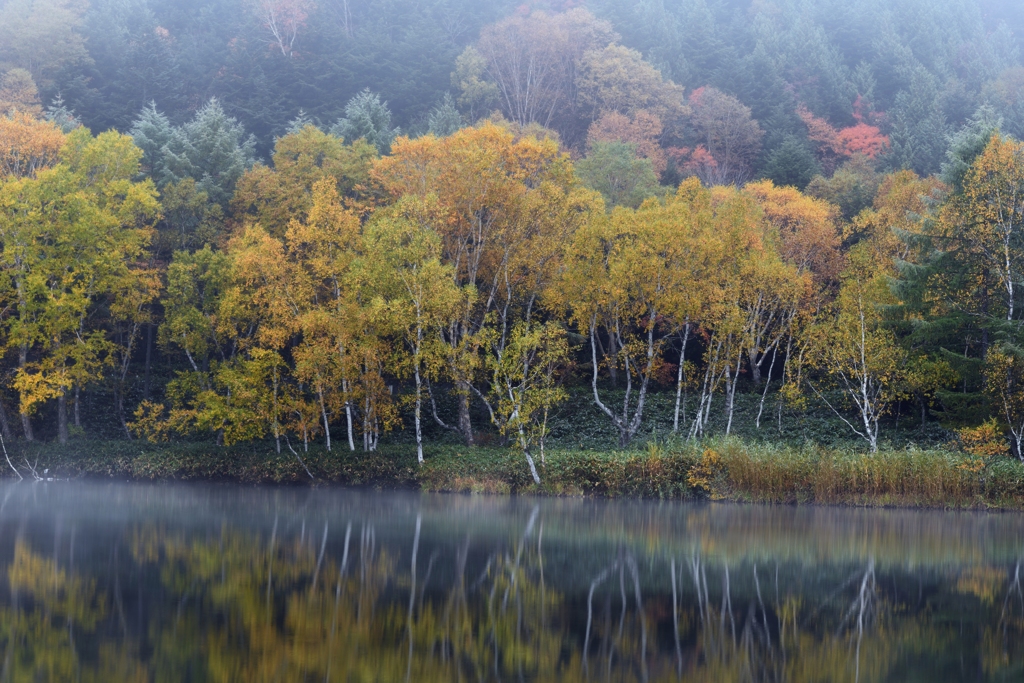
[330,89,399,154]
[885,69,950,176]
[760,135,820,189]
[427,93,464,138]
[576,141,660,209]
[159,98,258,205]
[941,104,1002,192]
[43,0,1024,182]
[805,154,882,220]
[130,101,174,179]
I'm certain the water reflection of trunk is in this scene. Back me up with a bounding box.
[405,513,421,683]
[324,521,352,683]
[839,559,876,683]
[671,558,683,676]
[583,549,648,681]
[1000,560,1023,649]
[358,522,376,623]
[686,555,790,682]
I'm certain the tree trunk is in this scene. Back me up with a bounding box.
[0,396,13,443]
[117,387,132,440]
[74,386,81,428]
[748,348,762,385]
[342,379,355,451]
[18,345,32,442]
[318,388,331,452]
[457,385,474,446]
[345,402,355,451]
[57,393,69,445]
[673,324,690,433]
[414,364,423,464]
[143,323,153,401]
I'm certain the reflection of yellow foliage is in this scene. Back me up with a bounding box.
[8,540,106,629]
[956,566,1007,606]
[0,540,124,682]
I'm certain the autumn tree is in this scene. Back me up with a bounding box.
[556,188,707,447]
[486,321,571,482]
[576,44,686,132]
[373,123,594,445]
[587,110,667,175]
[797,104,889,175]
[469,8,616,143]
[360,199,463,463]
[807,248,907,452]
[247,0,315,58]
[684,87,763,185]
[0,128,159,443]
[0,111,65,179]
[0,69,42,117]
[232,124,376,238]
[285,179,363,451]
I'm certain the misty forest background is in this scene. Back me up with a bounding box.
[3,0,1024,462]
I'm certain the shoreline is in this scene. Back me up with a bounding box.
[5,437,1024,511]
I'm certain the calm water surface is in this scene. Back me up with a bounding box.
[0,482,1022,682]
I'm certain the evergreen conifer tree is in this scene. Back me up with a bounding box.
[161,98,257,206]
[330,89,399,154]
[129,102,174,181]
[427,93,463,138]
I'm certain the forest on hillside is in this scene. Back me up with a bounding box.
[2,0,1024,472]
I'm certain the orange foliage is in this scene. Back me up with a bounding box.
[798,104,889,168]
[836,123,889,159]
[587,109,666,174]
[744,179,844,285]
[0,111,65,179]
[679,145,718,183]
[372,122,583,304]
[796,105,843,157]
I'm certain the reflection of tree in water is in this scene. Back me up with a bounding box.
[0,536,146,682]
[0,506,1023,682]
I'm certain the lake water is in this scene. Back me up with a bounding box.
[0,483,1021,682]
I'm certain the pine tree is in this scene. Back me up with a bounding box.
[330,89,399,154]
[285,110,316,136]
[426,94,463,138]
[941,105,1002,193]
[760,135,820,190]
[161,98,257,206]
[129,102,174,181]
[885,70,949,176]
[44,95,80,133]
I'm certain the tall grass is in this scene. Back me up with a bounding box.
[418,438,1024,509]
[13,436,1024,509]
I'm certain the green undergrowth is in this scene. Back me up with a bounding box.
[7,436,1024,510]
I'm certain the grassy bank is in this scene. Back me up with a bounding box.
[8,437,1024,510]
